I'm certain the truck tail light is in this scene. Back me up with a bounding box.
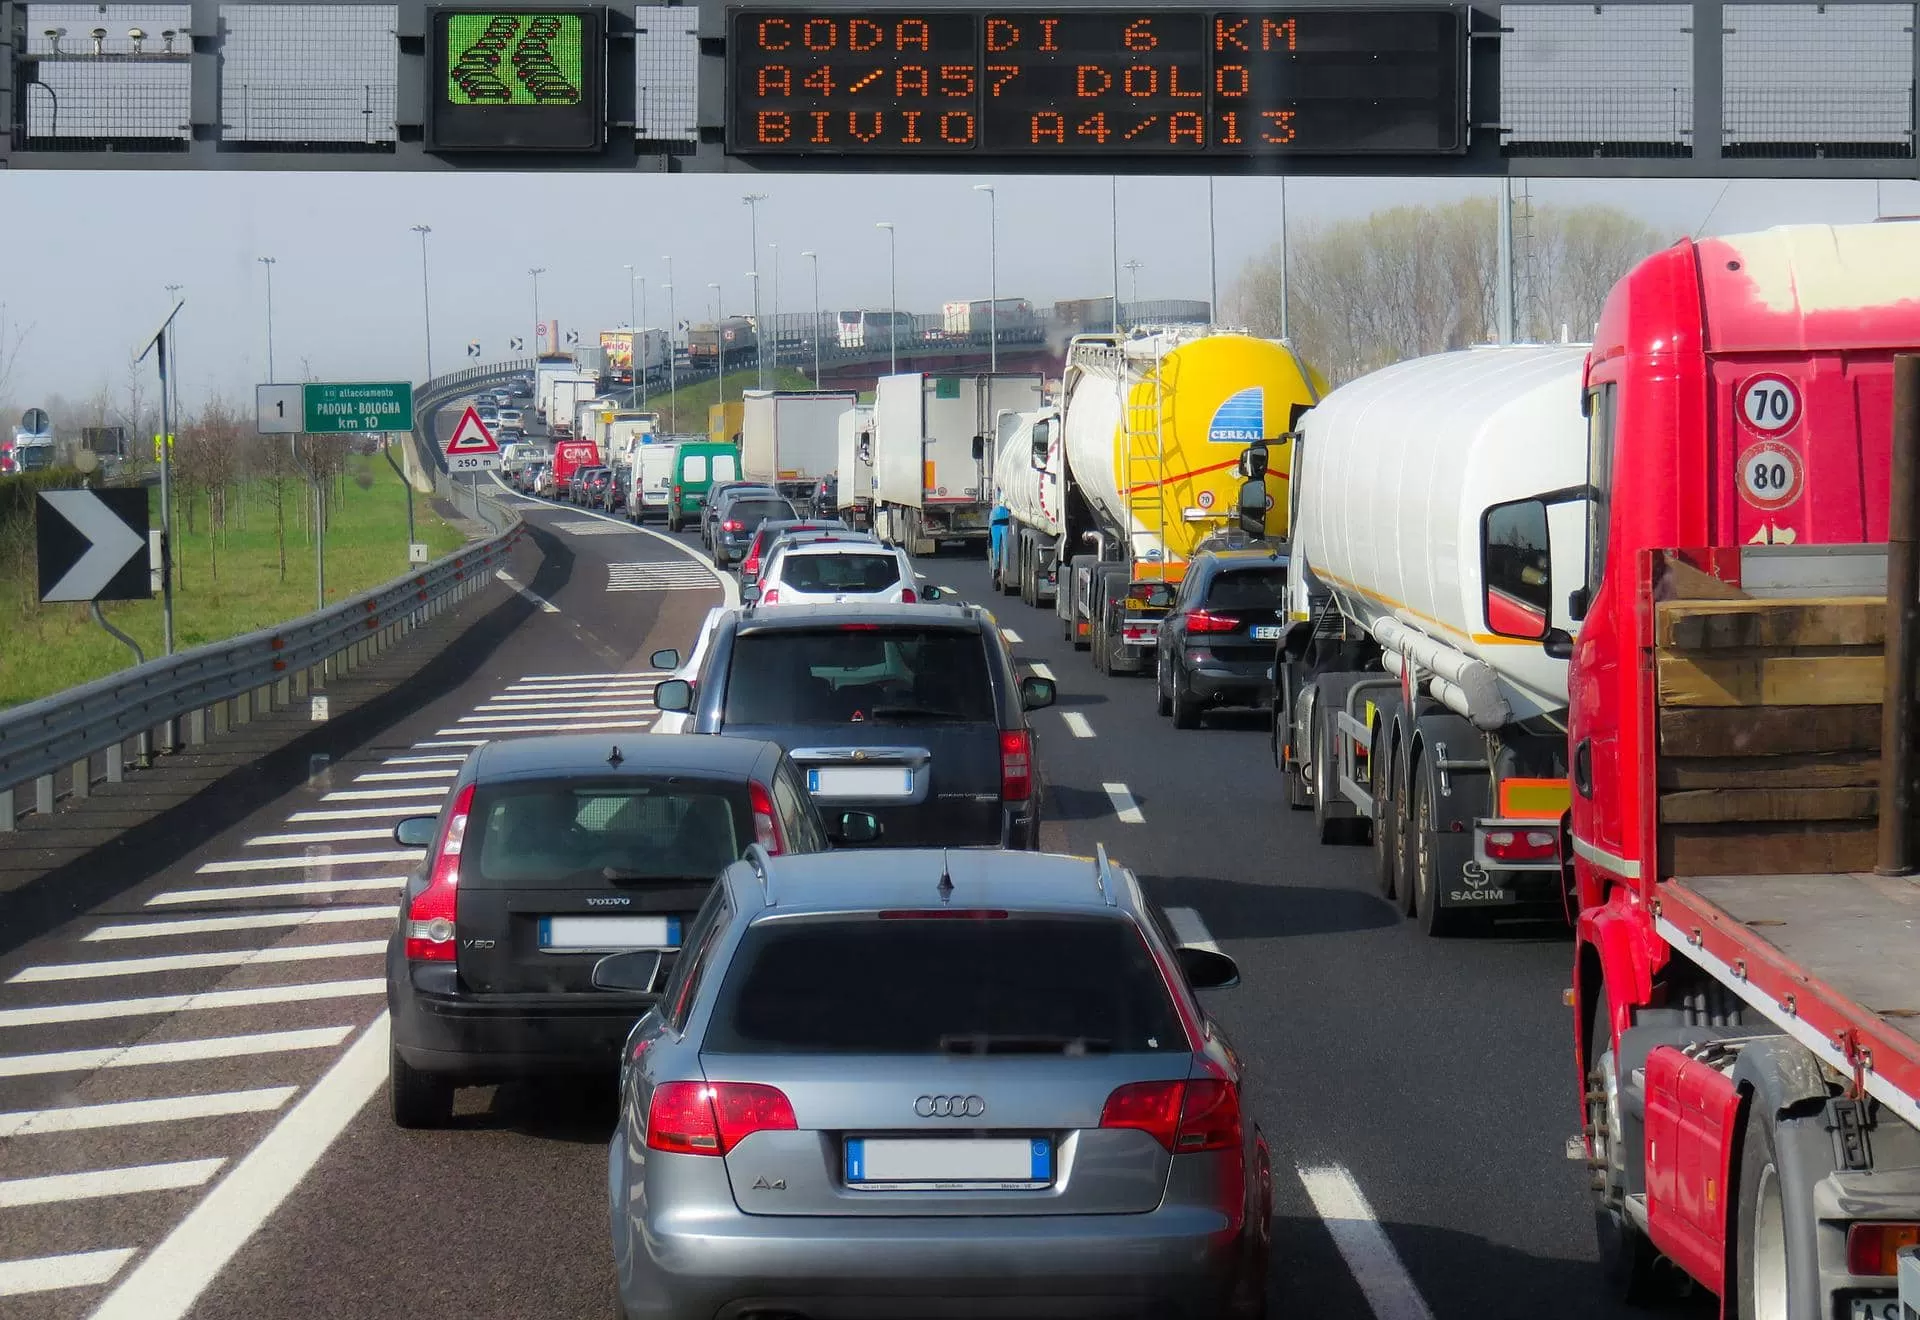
[1483,828,1558,863]
[1099,1079,1241,1153]
[646,1081,797,1156]
[1186,611,1240,633]
[1000,729,1032,802]
[404,783,473,962]
[1847,1223,1920,1275]
[749,780,785,853]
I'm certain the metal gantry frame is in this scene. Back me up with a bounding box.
[2,0,1919,174]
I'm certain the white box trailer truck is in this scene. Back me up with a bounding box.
[871,372,1044,556]
[740,390,858,503]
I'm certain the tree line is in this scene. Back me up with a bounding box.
[1228,196,1670,386]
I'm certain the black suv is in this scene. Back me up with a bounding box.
[384,733,875,1128]
[653,603,1055,848]
[710,490,797,569]
[1154,546,1290,728]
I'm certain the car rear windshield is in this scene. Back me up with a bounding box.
[1204,567,1289,609]
[465,779,745,887]
[702,915,1186,1054]
[723,626,995,725]
[727,499,796,526]
[777,552,901,594]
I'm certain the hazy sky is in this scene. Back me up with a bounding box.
[4,171,1919,411]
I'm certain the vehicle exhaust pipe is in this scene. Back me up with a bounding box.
[1877,352,1920,877]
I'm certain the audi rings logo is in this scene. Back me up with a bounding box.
[915,1094,986,1118]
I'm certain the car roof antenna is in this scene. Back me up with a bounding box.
[937,852,954,904]
[608,745,624,768]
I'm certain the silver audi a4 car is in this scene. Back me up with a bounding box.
[599,845,1272,1320]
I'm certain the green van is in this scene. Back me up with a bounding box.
[667,442,742,531]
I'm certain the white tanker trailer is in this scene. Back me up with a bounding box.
[1277,344,1591,936]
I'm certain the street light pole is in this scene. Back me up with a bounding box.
[257,256,276,380]
[743,193,768,390]
[1206,179,1219,324]
[662,255,676,430]
[411,225,433,379]
[1124,259,1143,308]
[770,241,779,383]
[708,282,723,410]
[875,222,897,376]
[623,262,637,396]
[637,275,649,409]
[972,184,997,372]
[802,250,820,386]
[528,266,546,352]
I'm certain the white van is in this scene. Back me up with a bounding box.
[631,442,680,523]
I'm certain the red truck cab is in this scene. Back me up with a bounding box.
[1528,224,1920,1312]
[548,440,601,492]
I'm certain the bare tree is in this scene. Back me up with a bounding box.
[1230,197,1666,386]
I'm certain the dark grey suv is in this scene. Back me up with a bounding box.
[653,603,1054,848]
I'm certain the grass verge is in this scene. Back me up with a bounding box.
[0,454,465,709]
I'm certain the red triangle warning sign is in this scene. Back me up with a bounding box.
[445,407,501,456]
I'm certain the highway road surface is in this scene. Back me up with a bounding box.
[0,451,1712,1319]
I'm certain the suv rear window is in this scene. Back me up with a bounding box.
[702,915,1185,1054]
[466,780,744,887]
[1204,567,1288,609]
[723,626,995,725]
[777,552,901,594]
[726,499,795,525]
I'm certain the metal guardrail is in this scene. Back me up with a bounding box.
[0,463,527,831]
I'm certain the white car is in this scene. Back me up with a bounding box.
[496,408,524,429]
[753,541,924,607]
[649,605,731,734]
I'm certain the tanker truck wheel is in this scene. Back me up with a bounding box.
[1370,727,1399,902]
[1412,773,1469,936]
[1311,714,1366,846]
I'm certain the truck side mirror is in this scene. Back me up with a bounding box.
[971,435,985,461]
[1029,419,1050,469]
[1480,497,1553,642]
[1242,440,1270,480]
[1237,479,1271,538]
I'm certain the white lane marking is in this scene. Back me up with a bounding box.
[410,738,489,749]
[9,941,385,984]
[288,805,429,823]
[380,754,470,766]
[147,877,402,907]
[1062,711,1095,738]
[915,571,928,580]
[1102,782,1145,824]
[1029,662,1055,680]
[353,768,460,782]
[85,908,397,941]
[509,672,671,685]
[436,720,654,736]
[494,569,559,613]
[941,584,959,595]
[1164,907,1222,954]
[89,1015,392,1320]
[321,787,445,801]
[0,1159,225,1208]
[1296,1165,1437,1320]
[0,1026,355,1078]
[200,851,420,873]
[1001,628,1023,643]
[456,707,654,724]
[508,491,740,607]
[0,1089,295,1138]
[243,828,396,847]
[476,696,658,711]
[0,979,384,1028]
[0,1247,136,1296]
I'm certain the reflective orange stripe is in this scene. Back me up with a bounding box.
[1499,778,1571,819]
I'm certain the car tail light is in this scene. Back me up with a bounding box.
[760,589,780,604]
[1849,1223,1920,1275]
[743,546,764,576]
[1100,1078,1243,1153]
[1186,611,1240,633]
[1000,729,1032,802]
[404,783,473,962]
[645,1081,797,1156]
[749,780,785,853]
[1100,1081,1184,1150]
[723,519,744,533]
[1483,828,1558,863]
[901,587,918,603]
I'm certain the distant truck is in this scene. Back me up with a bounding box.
[835,404,876,529]
[533,355,578,424]
[545,374,599,439]
[872,373,1044,556]
[940,299,1043,346]
[547,439,601,491]
[708,400,744,446]
[740,390,858,504]
[599,328,670,388]
[686,319,757,373]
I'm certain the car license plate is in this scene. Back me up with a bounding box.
[844,1137,1052,1191]
[1251,625,1283,640]
[538,915,680,952]
[808,766,913,797]
[1850,1300,1899,1320]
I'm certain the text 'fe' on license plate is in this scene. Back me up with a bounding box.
[808,766,912,797]
[1251,625,1283,640]
[844,1137,1053,1191]
[538,915,681,952]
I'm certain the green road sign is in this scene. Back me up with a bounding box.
[302,382,415,434]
